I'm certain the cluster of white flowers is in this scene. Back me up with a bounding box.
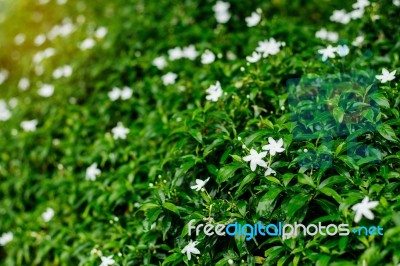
[168,45,199,61]
[162,72,178,85]
[213,1,231,24]
[315,28,339,42]
[108,86,133,101]
[330,0,369,24]
[42,207,55,222]
[53,65,73,79]
[33,48,56,64]
[317,44,349,61]
[246,38,285,63]
[152,56,167,70]
[47,19,76,41]
[0,232,13,246]
[245,10,261,27]
[21,119,38,132]
[205,81,223,102]
[242,137,285,176]
[201,49,216,64]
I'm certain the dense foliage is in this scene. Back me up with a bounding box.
[0,0,400,265]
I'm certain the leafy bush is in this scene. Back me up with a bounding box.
[0,0,400,265]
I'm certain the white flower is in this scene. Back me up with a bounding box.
[256,38,283,57]
[34,34,46,46]
[262,137,285,156]
[183,45,198,60]
[181,240,200,261]
[0,232,13,246]
[0,69,9,85]
[327,32,339,43]
[376,68,396,83]
[315,28,328,40]
[246,51,261,63]
[100,255,115,266]
[42,207,55,222]
[18,78,30,91]
[243,149,268,171]
[201,50,216,64]
[205,81,223,102]
[80,38,96,50]
[152,56,167,70]
[213,1,231,23]
[352,35,364,47]
[120,86,133,100]
[245,11,261,27]
[336,44,349,57]
[264,167,276,176]
[352,0,370,9]
[330,10,351,24]
[14,33,26,45]
[394,0,400,6]
[53,65,72,79]
[350,8,364,19]
[38,84,54,97]
[162,72,178,85]
[95,27,108,39]
[0,106,11,121]
[168,47,184,61]
[108,87,121,101]
[86,163,101,181]
[318,45,337,61]
[351,196,378,223]
[111,122,129,140]
[21,119,38,132]
[228,259,234,265]
[191,177,210,191]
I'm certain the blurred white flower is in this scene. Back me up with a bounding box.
[95,27,108,39]
[100,255,115,266]
[85,163,101,181]
[57,0,68,5]
[213,1,231,23]
[246,51,261,63]
[152,56,167,70]
[48,21,76,40]
[120,86,133,100]
[18,78,30,91]
[330,10,351,24]
[38,84,54,97]
[350,8,364,19]
[80,38,96,50]
[168,47,184,60]
[42,207,55,222]
[14,33,25,45]
[245,11,261,27]
[0,101,11,121]
[0,69,9,85]
[8,98,18,108]
[182,45,198,60]
[327,32,339,42]
[394,0,400,6]
[38,0,50,4]
[181,240,200,261]
[201,50,215,64]
[352,35,364,46]
[21,119,38,132]
[352,196,378,223]
[256,38,283,57]
[53,65,73,79]
[108,87,121,101]
[318,45,337,61]
[262,137,285,156]
[264,166,276,176]
[162,72,178,85]
[191,177,210,191]
[353,0,370,9]
[336,44,349,57]
[0,232,13,246]
[112,122,129,140]
[33,48,56,64]
[243,149,268,171]
[34,34,46,46]
[315,28,338,42]
[376,68,396,83]
[205,81,223,101]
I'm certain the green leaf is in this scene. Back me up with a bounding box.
[333,107,344,123]
[370,93,390,108]
[377,124,398,142]
[217,162,243,184]
[256,187,283,216]
[298,173,316,188]
[286,193,310,218]
[162,202,180,215]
